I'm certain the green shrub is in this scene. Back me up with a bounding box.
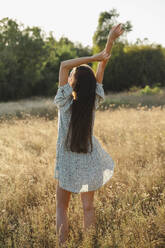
[139,85,163,95]
[129,86,141,92]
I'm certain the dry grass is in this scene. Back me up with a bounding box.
[0,106,165,247]
[1,88,165,121]
[0,96,57,121]
[102,88,165,109]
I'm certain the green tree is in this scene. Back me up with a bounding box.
[0,18,93,101]
[93,9,132,53]
[92,10,165,92]
[0,18,47,101]
[92,9,132,91]
[103,43,165,92]
[37,36,92,97]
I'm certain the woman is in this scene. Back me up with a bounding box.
[53,23,124,246]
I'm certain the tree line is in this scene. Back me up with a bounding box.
[0,9,165,102]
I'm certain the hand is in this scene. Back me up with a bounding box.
[108,23,124,42]
[93,50,111,62]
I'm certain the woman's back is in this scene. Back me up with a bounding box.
[54,81,104,141]
[53,81,115,193]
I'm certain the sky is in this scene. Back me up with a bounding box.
[0,0,164,47]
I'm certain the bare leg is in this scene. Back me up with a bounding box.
[56,181,71,246]
[80,191,96,232]
[83,206,96,231]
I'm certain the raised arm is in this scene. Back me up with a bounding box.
[96,23,124,84]
[58,51,110,87]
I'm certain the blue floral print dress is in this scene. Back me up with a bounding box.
[53,82,115,193]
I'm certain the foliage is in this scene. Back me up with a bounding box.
[1,11,165,101]
[139,84,163,95]
[103,44,165,92]
[92,9,165,93]
[92,8,132,52]
[0,18,92,102]
[0,18,48,101]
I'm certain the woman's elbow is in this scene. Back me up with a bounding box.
[60,61,68,68]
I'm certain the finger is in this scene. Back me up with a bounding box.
[118,26,122,31]
[114,24,119,28]
[116,23,121,28]
[118,24,123,30]
[104,55,111,61]
[105,55,110,59]
[103,53,109,58]
[115,26,122,33]
[103,50,107,56]
[119,30,124,35]
[111,26,116,32]
[117,29,123,35]
[107,54,111,59]
[119,26,124,32]
[117,28,124,34]
[113,24,119,31]
[116,23,122,30]
[114,25,120,31]
[105,53,111,59]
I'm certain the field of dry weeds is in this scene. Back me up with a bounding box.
[0,107,165,247]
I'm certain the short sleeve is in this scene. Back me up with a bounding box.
[53,82,73,109]
[95,82,105,109]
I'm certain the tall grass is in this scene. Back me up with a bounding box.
[0,96,57,121]
[102,87,165,109]
[0,106,165,247]
[0,87,165,121]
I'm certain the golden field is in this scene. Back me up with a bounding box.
[0,106,165,247]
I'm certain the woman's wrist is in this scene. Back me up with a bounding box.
[104,37,114,55]
[108,36,115,44]
[91,54,100,61]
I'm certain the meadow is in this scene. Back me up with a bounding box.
[0,86,165,121]
[0,93,165,247]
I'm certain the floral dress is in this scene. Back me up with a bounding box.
[53,82,115,193]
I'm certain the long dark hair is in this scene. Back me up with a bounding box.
[64,64,97,153]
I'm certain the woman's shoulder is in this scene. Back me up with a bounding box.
[54,82,73,110]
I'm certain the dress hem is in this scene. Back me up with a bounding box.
[54,169,114,194]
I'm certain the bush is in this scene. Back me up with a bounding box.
[139,85,163,95]
[129,86,141,92]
